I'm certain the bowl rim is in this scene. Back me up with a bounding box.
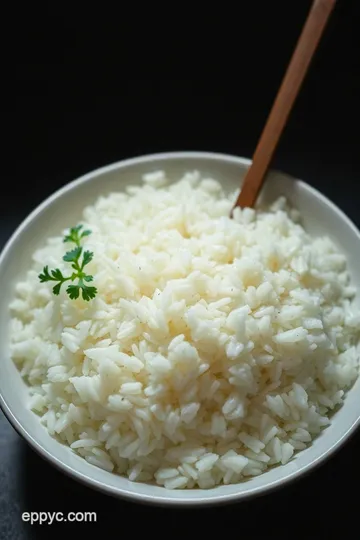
[1,150,360,506]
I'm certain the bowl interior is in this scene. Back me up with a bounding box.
[1,152,359,505]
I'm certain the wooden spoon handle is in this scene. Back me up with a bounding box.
[233,0,336,210]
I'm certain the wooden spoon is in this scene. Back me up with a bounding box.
[232,0,336,212]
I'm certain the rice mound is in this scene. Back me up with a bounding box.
[9,170,360,489]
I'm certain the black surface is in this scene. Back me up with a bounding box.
[2,1,360,537]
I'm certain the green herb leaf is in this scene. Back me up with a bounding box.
[39,266,51,282]
[82,250,93,267]
[64,225,81,242]
[66,284,80,300]
[52,282,63,296]
[51,268,65,281]
[63,247,82,263]
[80,285,97,301]
[63,224,88,247]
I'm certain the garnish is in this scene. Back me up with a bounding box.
[39,225,97,301]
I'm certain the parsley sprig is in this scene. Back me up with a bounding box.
[39,225,97,301]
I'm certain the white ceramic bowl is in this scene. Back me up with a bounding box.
[1,152,360,506]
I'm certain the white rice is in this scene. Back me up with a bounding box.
[9,170,360,489]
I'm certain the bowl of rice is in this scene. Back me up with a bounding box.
[1,151,359,506]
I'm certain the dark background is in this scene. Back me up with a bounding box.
[2,1,360,537]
